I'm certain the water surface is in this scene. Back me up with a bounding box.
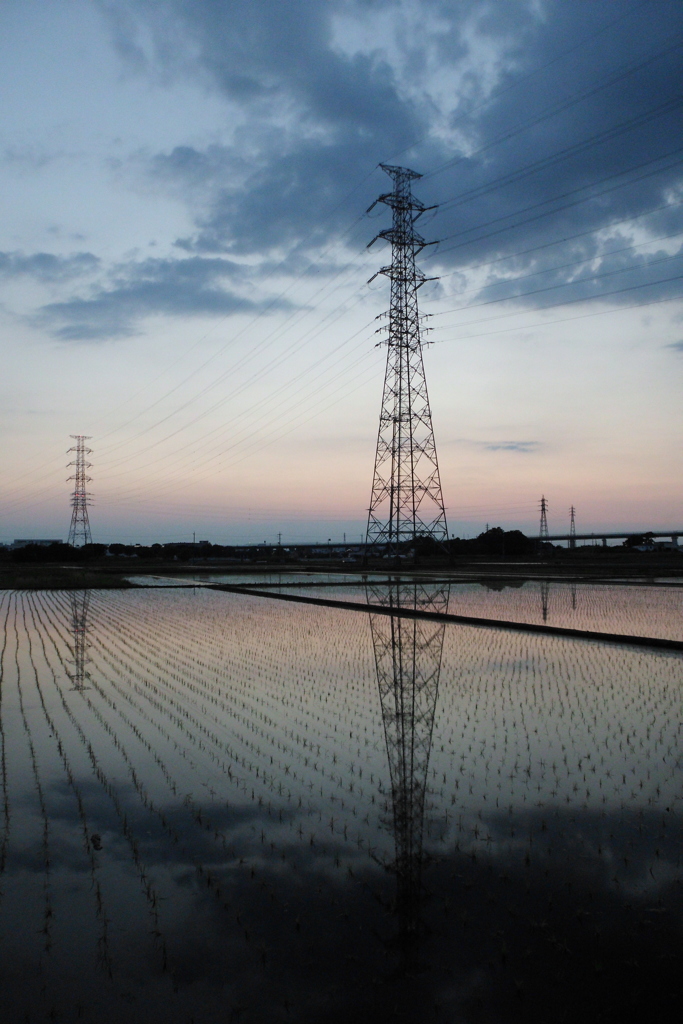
[0,588,681,1022]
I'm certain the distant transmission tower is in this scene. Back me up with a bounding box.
[569,505,577,549]
[365,164,448,558]
[539,495,549,542]
[67,435,93,546]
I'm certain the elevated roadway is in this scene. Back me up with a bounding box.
[546,530,682,547]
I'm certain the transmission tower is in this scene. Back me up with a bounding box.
[539,495,549,542]
[67,435,93,546]
[569,505,577,549]
[365,165,448,559]
[366,579,450,964]
[67,590,91,690]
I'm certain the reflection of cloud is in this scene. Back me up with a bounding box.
[668,340,683,351]
[6,784,681,1022]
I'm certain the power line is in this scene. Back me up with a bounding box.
[431,270,683,335]
[425,39,683,187]
[427,148,683,263]
[432,248,683,319]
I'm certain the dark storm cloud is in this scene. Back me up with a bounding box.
[37,255,293,340]
[0,250,99,281]
[100,0,683,309]
[100,0,437,255]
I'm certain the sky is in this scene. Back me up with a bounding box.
[1,0,682,545]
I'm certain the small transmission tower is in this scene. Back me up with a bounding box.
[569,504,577,549]
[365,165,448,558]
[67,435,93,547]
[539,495,549,542]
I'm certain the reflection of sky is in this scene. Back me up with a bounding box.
[182,576,683,642]
[0,587,681,1021]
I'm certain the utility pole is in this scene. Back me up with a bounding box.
[539,495,549,542]
[67,435,93,547]
[365,164,448,561]
[569,505,576,549]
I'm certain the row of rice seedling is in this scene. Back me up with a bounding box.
[86,591,389,833]
[0,594,11,895]
[1,585,680,1021]
[38,589,389,962]
[275,578,683,641]
[10,592,177,1007]
[444,581,683,639]
[21,593,115,980]
[422,625,682,894]
[10,596,55,953]
[93,585,679,880]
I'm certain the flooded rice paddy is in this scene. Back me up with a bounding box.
[131,574,683,641]
[0,585,681,1022]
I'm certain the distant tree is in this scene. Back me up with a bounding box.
[623,533,654,549]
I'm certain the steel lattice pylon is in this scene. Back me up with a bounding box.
[365,165,448,558]
[539,495,549,542]
[367,580,450,959]
[67,590,91,691]
[67,435,93,547]
[569,504,577,550]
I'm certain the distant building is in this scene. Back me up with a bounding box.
[11,539,62,550]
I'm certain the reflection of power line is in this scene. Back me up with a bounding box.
[366,580,450,965]
[67,590,91,691]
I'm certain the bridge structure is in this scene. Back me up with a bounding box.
[545,530,683,548]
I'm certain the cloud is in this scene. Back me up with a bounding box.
[36,255,295,340]
[96,0,683,308]
[0,250,100,282]
[483,441,540,453]
[667,340,683,352]
[449,437,541,453]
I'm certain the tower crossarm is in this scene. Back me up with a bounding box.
[365,165,448,559]
[67,435,94,547]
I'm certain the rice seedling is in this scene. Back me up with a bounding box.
[0,583,680,1021]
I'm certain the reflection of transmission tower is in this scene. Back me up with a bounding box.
[365,165,448,558]
[539,495,549,542]
[67,591,91,690]
[540,580,550,623]
[569,505,577,549]
[67,435,93,547]
[366,580,450,962]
